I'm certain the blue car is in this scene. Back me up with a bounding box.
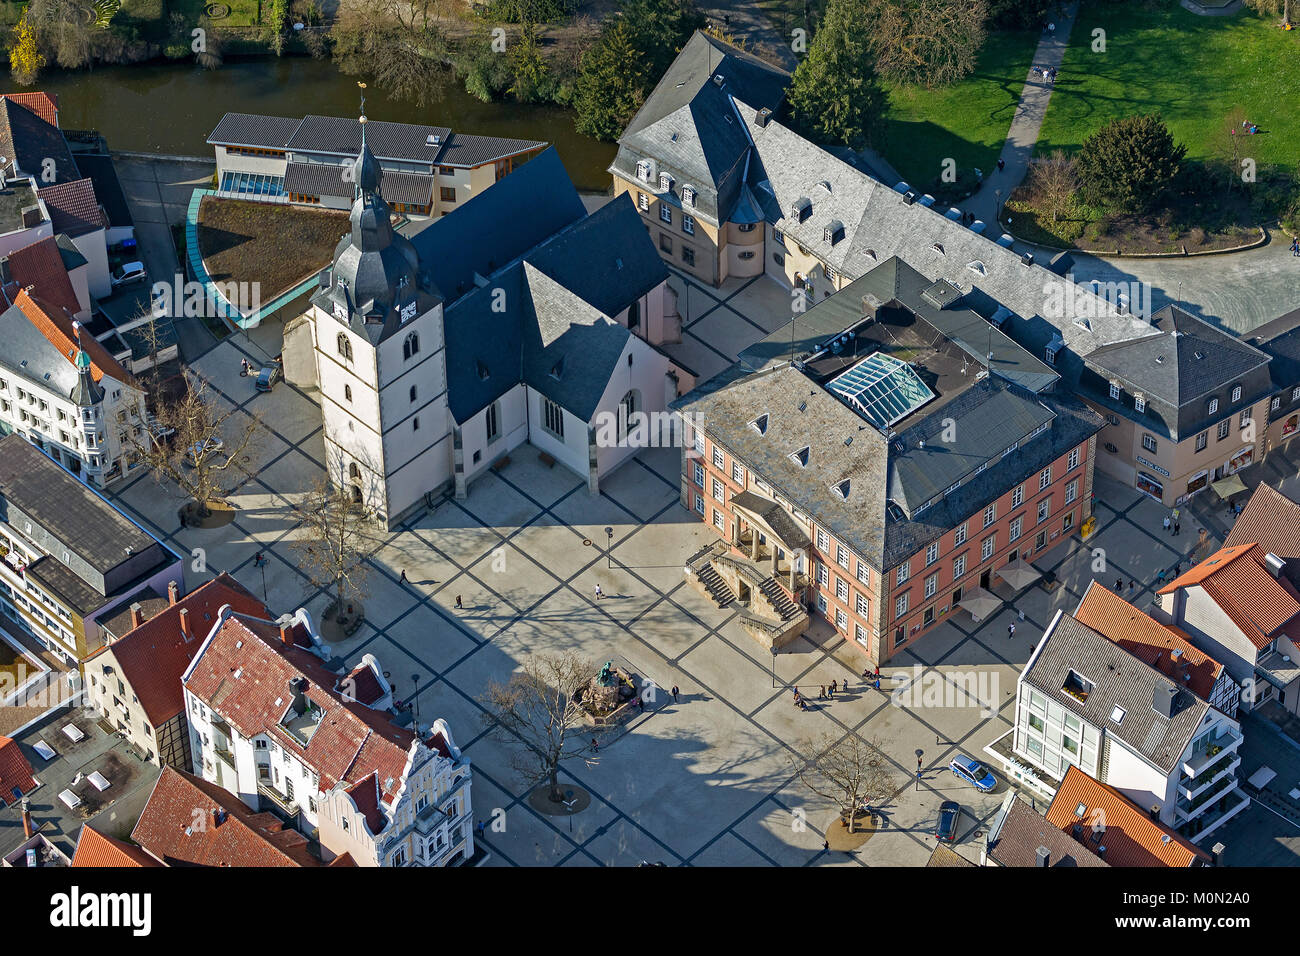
[948,754,997,793]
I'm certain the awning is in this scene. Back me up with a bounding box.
[996,557,1041,590]
[957,587,1003,622]
[1211,474,1248,499]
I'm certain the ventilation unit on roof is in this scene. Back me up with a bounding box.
[1020,252,1034,266]
[902,192,917,205]
[756,108,773,128]
[712,74,725,86]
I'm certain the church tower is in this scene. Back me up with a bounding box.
[307,84,452,527]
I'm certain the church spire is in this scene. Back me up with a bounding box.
[352,81,381,200]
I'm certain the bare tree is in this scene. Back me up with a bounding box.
[481,651,601,803]
[290,477,377,621]
[871,0,989,89]
[1212,106,1249,195]
[27,0,96,69]
[129,373,261,520]
[329,4,448,107]
[1026,149,1079,224]
[793,732,897,833]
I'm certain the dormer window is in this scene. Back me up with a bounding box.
[1231,385,1242,403]
[932,243,944,255]
[636,160,652,183]
[791,197,811,222]
[658,172,673,192]
[750,413,769,435]
[832,479,850,499]
[1134,394,1146,413]
[1208,397,1219,415]
[790,446,810,467]
[682,186,696,207]
[824,220,844,245]
[1109,381,1121,400]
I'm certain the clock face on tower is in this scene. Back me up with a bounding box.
[400,301,417,323]
[333,302,348,322]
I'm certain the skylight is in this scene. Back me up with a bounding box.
[1110,706,1126,724]
[826,353,936,429]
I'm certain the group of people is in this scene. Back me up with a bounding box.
[791,668,883,710]
[1032,65,1059,84]
[1235,119,1261,136]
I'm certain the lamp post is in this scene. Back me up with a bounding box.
[915,749,924,791]
[605,527,614,569]
[410,672,421,720]
[994,188,1003,226]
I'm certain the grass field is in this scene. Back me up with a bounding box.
[170,0,263,27]
[880,29,1040,192]
[1036,0,1300,167]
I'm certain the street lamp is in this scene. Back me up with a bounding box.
[410,672,421,719]
[915,749,924,791]
[770,645,777,688]
[605,527,614,569]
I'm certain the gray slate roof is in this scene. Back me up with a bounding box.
[0,301,79,399]
[209,112,545,167]
[612,31,788,227]
[987,797,1108,868]
[1246,308,1300,422]
[284,161,434,206]
[0,98,79,185]
[1022,612,1209,775]
[0,434,158,575]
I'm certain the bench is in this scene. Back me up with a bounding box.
[538,451,556,469]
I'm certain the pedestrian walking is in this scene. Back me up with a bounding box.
[399,570,408,584]
[823,839,830,851]
[454,594,463,609]
[1174,522,1181,536]
[1115,578,1122,592]
[1128,579,1135,594]
[1008,622,1016,640]
[818,685,826,700]
[594,584,602,601]
[1292,238,1299,257]
[874,676,881,691]
[1163,516,1171,533]
[830,679,838,696]
[671,685,679,702]
[997,157,1005,172]
[592,737,599,753]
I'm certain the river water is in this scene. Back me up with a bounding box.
[36,56,616,191]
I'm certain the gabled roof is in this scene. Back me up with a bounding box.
[70,153,133,229]
[987,796,1108,867]
[0,735,37,804]
[284,161,434,207]
[36,178,107,237]
[1022,612,1208,775]
[89,573,267,727]
[132,767,323,867]
[0,96,78,183]
[2,235,82,316]
[12,287,131,385]
[1159,543,1300,648]
[1045,767,1211,868]
[71,824,162,867]
[1224,484,1300,561]
[0,91,59,126]
[183,612,424,812]
[1074,582,1225,702]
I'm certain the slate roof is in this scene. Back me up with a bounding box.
[0,435,163,578]
[1045,766,1211,868]
[36,179,106,238]
[183,611,426,815]
[1022,612,1208,775]
[71,153,133,229]
[987,796,1108,867]
[1073,581,1225,703]
[0,735,37,805]
[2,235,82,316]
[614,30,789,226]
[0,96,78,184]
[132,767,323,867]
[1245,308,1300,423]
[730,489,812,550]
[208,112,544,166]
[71,824,161,867]
[11,288,131,385]
[25,556,106,617]
[88,574,267,726]
[284,161,434,206]
[0,300,79,399]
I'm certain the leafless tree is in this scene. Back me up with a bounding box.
[290,476,378,621]
[329,3,448,106]
[793,732,897,833]
[1212,106,1250,195]
[27,0,97,69]
[1026,149,1079,224]
[871,0,989,89]
[129,373,261,519]
[481,651,602,803]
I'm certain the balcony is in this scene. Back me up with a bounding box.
[257,782,299,818]
[1181,726,1244,778]
[1178,752,1240,801]
[213,744,236,769]
[1175,774,1239,822]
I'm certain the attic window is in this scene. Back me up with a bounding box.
[824,220,844,245]
[682,186,696,207]
[1074,317,1092,331]
[636,160,652,183]
[1109,381,1121,400]
[863,249,876,261]
[790,446,810,467]
[967,260,986,276]
[792,197,811,222]
[817,180,832,193]
[476,360,490,380]
[932,243,944,255]
[658,172,673,192]
[750,413,769,435]
[832,479,851,499]
[1074,803,1087,818]
[1134,394,1146,414]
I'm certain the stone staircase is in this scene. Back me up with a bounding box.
[759,576,803,622]
[695,561,736,608]
[685,539,809,650]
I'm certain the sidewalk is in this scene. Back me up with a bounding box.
[963,2,1079,225]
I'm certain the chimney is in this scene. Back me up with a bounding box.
[129,602,145,630]
[168,580,180,606]
[756,107,773,128]
[1211,841,1225,867]
[280,622,294,646]
[1153,683,1177,718]
[21,204,42,228]
[21,798,32,839]
[1035,846,1050,868]
[178,607,192,641]
[1149,803,1161,821]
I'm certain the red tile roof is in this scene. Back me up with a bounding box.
[1224,483,1300,560]
[0,735,36,805]
[3,235,82,317]
[184,613,419,811]
[345,772,386,836]
[36,178,106,238]
[0,92,59,126]
[1045,767,1212,868]
[1074,582,1225,702]
[132,767,323,867]
[1160,543,1300,649]
[71,824,162,867]
[89,573,267,727]
[343,662,386,706]
[14,288,132,386]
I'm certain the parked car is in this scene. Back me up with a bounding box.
[111,261,147,287]
[254,364,282,393]
[183,437,224,468]
[948,754,997,793]
[934,801,961,842]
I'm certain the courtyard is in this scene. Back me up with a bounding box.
[95,261,1300,866]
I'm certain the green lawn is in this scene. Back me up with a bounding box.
[879,29,1040,194]
[1036,0,1300,167]
[169,0,263,27]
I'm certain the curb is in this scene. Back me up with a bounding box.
[112,150,214,165]
[1002,222,1269,259]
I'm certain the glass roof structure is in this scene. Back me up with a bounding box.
[827,353,935,429]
